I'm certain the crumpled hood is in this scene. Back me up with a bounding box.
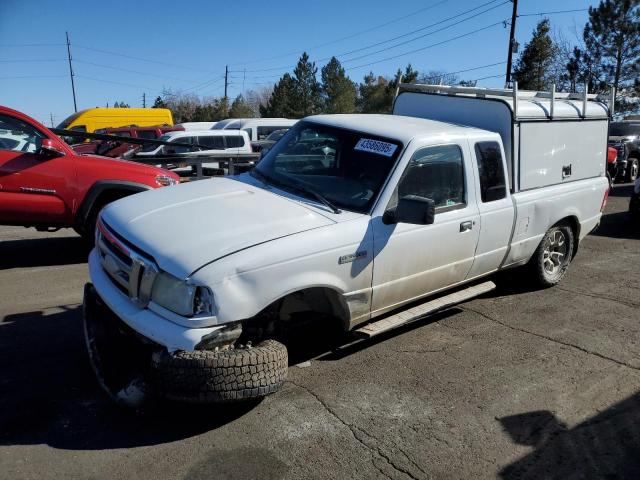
[101,177,335,278]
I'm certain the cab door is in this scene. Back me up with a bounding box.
[0,113,75,225]
[370,142,480,316]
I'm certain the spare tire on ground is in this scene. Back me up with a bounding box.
[150,340,288,403]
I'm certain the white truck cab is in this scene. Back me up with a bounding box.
[84,84,611,405]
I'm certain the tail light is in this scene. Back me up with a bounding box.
[607,146,617,164]
[600,187,609,212]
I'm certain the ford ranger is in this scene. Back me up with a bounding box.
[83,84,611,405]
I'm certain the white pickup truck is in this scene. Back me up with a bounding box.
[84,84,611,405]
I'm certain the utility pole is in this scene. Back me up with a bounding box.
[224,65,229,99]
[65,31,78,113]
[142,92,146,107]
[50,113,55,127]
[242,68,246,97]
[505,0,518,87]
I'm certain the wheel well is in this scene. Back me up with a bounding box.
[554,216,580,258]
[243,287,351,340]
[76,181,150,230]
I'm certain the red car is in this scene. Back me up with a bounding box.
[72,125,183,158]
[0,106,179,242]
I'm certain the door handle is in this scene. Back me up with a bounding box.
[460,221,473,232]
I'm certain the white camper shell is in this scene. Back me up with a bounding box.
[394,83,611,191]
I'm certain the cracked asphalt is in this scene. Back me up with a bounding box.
[1,183,639,479]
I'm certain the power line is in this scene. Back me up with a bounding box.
[235,0,508,74]
[345,20,506,71]
[324,0,506,63]
[0,75,67,79]
[74,58,196,83]
[0,43,64,47]
[339,1,509,65]
[0,59,66,63]
[75,74,152,90]
[518,8,588,18]
[228,0,450,67]
[73,44,217,73]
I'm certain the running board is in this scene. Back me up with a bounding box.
[354,281,496,338]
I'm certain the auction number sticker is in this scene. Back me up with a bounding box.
[354,138,397,157]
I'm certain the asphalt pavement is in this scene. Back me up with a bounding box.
[1,183,639,479]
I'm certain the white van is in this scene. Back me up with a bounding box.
[213,118,297,141]
[175,122,218,131]
[135,130,251,157]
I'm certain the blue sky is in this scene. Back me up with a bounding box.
[1,0,597,126]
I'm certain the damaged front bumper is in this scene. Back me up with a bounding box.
[88,249,225,352]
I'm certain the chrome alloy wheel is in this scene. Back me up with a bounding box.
[542,230,568,275]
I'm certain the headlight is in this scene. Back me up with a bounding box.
[155,174,178,187]
[151,272,214,317]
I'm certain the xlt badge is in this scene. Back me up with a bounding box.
[338,251,367,264]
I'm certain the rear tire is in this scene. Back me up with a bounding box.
[626,158,639,183]
[529,224,574,287]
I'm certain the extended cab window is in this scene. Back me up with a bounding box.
[225,136,245,148]
[0,114,44,153]
[197,136,224,150]
[475,141,506,202]
[396,144,465,211]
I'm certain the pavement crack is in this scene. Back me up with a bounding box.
[288,380,427,480]
[556,287,640,308]
[462,306,640,372]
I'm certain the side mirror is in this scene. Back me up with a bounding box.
[383,195,435,225]
[39,139,66,158]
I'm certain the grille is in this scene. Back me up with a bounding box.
[96,218,159,308]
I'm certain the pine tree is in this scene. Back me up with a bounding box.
[357,72,390,113]
[229,95,254,118]
[261,73,297,117]
[291,52,322,117]
[513,19,558,90]
[321,57,357,114]
[153,96,167,108]
[583,0,639,111]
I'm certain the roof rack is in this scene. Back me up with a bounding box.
[397,82,615,119]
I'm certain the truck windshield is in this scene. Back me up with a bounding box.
[255,121,402,213]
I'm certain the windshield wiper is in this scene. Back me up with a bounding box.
[285,180,342,214]
[252,169,341,214]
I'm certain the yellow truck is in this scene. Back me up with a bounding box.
[56,108,173,133]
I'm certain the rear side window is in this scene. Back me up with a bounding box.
[224,135,245,148]
[168,136,194,153]
[197,136,224,149]
[257,126,283,140]
[136,130,157,140]
[475,141,507,202]
[397,144,466,211]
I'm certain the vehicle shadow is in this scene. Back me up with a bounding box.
[608,183,634,198]
[282,308,461,365]
[498,391,640,479]
[592,210,640,240]
[0,234,89,269]
[0,305,259,451]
